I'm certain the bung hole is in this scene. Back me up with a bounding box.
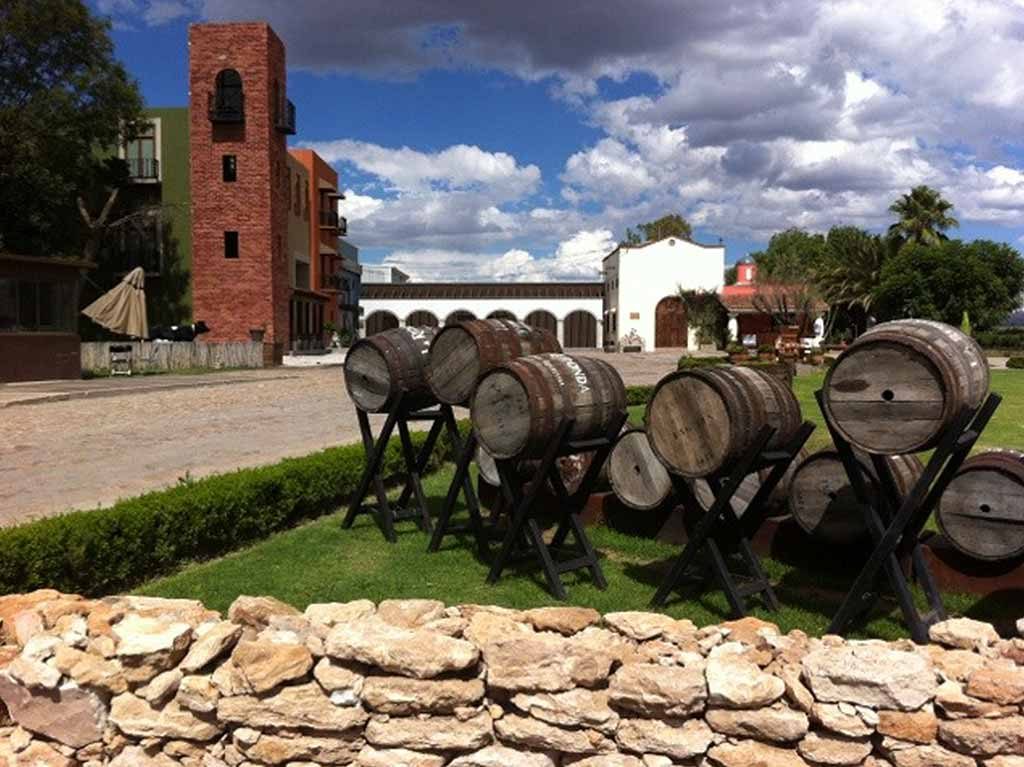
[881,389,895,402]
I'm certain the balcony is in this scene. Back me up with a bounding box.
[275,99,296,135]
[127,157,160,181]
[319,209,339,230]
[338,215,348,236]
[321,272,346,292]
[208,92,245,123]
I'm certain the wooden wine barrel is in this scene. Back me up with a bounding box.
[343,326,439,413]
[692,446,809,518]
[471,353,626,460]
[477,443,612,496]
[645,365,802,478]
[937,450,1024,561]
[608,429,673,511]
[822,319,989,454]
[428,320,562,405]
[788,450,923,544]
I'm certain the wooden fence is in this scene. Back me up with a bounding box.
[80,341,264,373]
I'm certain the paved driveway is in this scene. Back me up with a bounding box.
[0,350,682,525]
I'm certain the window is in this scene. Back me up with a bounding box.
[222,155,237,182]
[224,231,239,259]
[0,279,75,332]
[213,69,244,119]
[124,121,158,179]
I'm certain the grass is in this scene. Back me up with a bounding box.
[137,367,1024,640]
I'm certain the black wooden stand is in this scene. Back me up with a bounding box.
[427,430,496,558]
[651,421,816,615]
[816,389,1002,643]
[342,393,463,543]
[484,411,629,600]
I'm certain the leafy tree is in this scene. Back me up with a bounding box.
[874,240,1024,330]
[815,226,888,335]
[0,0,143,257]
[887,185,959,249]
[623,213,693,246]
[750,228,827,281]
[724,264,738,286]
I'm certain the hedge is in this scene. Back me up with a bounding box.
[0,426,460,597]
[676,355,728,370]
[975,328,1024,350]
[1007,356,1024,369]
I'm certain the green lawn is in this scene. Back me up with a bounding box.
[138,368,1024,640]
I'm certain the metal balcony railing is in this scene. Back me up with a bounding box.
[319,209,339,229]
[338,215,348,236]
[275,99,296,135]
[208,91,245,123]
[127,157,160,180]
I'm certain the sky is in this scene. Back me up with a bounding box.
[93,0,1024,281]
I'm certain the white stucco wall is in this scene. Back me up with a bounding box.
[604,238,725,350]
[359,296,604,348]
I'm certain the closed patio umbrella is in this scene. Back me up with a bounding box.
[82,267,148,339]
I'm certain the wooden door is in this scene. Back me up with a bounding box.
[365,311,398,336]
[655,296,687,348]
[564,310,597,348]
[524,310,557,335]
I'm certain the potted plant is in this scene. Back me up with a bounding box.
[726,342,749,363]
[758,343,776,361]
[249,327,265,343]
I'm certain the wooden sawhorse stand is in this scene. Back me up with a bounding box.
[650,422,816,616]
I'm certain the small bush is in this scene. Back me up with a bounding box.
[625,385,654,406]
[677,356,729,370]
[1007,356,1024,369]
[726,343,746,355]
[975,328,1024,350]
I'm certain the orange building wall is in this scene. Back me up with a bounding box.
[288,149,341,330]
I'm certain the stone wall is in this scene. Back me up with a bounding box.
[0,591,1022,766]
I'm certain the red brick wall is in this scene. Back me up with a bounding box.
[189,23,291,353]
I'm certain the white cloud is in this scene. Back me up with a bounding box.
[142,0,194,24]
[337,189,383,222]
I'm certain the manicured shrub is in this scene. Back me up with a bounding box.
[625,385,654,406]
[676,356,728,370]
[1007,356,1024,369]
[975,328,1024,350]
[0,425,465,596]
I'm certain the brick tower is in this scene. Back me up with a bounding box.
[188,23,293,363]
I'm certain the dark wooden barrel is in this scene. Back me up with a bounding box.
[608,429,673,511]
[937,450,1024,561]
[471,353,626,460]
[692,446,809,518]
[788,450,923,544]
[822,319,989,455]
[428,319,562,406]
[343,326,439,413]
[477,443,613,496]
[645,366,802,478]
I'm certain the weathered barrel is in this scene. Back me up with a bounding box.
[692,446,809,518]
[608,429,673,511]
[471,353,627,460]
[788,450,923,544]
[477,442,613,496]
[645,365,803,478]
[343,326,438,413]
[937,450,1024,561]
[822,319,989,454]
[428,320,562,405]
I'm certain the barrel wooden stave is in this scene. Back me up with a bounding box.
[471,353,626,460]
[428,319,561,405]
[823,319,989,454]
[788,449,923,544]
[343,326,439,413]
[937,449,1024,561]
[608,429,673,511]
[692,446,809,518]
[645,365,802,478]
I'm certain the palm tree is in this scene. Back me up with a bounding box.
[816,227,888,335]
[887,185,959,248]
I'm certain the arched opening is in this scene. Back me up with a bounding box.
[655,295,688,348]
[524,310,557,336]
[564,310,597,348]
[486,310,517,321]
[406,310,439,327]
[365,310,398,336]
[445,310,477,325]
[211,69,244,122]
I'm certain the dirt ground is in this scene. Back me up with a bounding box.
[0,349,683,525]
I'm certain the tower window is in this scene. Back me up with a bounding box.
[222,155,237,182]
[224,231,239,259]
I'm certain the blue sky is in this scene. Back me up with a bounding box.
[95,0,1024,280]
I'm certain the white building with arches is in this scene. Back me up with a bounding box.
[360,283,605,348]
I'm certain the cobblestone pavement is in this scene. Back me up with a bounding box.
[0,349,684,525]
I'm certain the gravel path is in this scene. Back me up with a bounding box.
[0,350,683,525]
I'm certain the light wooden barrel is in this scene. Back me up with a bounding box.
[608,429,673,511]
[343,326,439,413]
[477,443,613,496]
[692,446,809,518]
[823,319,989,454]
[471,353,627,460]
[788,450,923,544]
[645,366,802,478]
[428,320,562,405]
[937,450,1024,561]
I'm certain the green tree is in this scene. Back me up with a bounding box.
[623,213,693,246]
[750,228,827,282]
[887,185,959,249]
[874,240,1024,330]
[815,226,888,335]
[0,0,143,257]
[724,264,738,286]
